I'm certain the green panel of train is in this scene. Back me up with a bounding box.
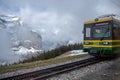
[83,14,120,57]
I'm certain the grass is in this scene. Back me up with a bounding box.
[0,54,88,74]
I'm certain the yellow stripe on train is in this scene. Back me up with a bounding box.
[84,17,113,24]
[83,45,120,48]
[84,40,120,42]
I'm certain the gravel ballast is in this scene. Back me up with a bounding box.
[47,58,120,80]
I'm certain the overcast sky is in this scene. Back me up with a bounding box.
[0,0,120,43]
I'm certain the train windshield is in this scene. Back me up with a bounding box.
[84,22,111,40]
[93,23,110,38]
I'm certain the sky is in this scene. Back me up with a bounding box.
[0,0,120,43]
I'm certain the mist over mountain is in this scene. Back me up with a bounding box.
[0,15,42,65]
[0,14,74,65]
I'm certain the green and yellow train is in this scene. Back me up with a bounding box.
[83,14,120,57]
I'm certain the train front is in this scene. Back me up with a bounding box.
[83,17,114,57]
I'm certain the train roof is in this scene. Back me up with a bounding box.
[84,17,120,24]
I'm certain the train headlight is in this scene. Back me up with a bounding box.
[84,42,90,45]
[103,42,109,45]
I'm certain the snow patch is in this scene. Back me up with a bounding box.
[69,50,88,56]
[12,46,42,55]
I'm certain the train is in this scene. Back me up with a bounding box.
[83,14,120,57]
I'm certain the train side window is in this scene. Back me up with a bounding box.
[86,28,91,37]
[113,23,119,30]
[113,23,120,39]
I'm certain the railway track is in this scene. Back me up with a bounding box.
[0,57,103,80]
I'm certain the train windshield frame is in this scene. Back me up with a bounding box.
[84,21,112,40]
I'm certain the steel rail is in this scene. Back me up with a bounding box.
[0,57,103,80]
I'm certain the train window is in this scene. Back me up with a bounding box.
[93,25,110,38]
[86,28,91,37]
[113,22,120,39]
[114,24,118,28]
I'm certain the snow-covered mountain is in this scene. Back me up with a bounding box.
[0,15,42,65]
[0,14,78,65]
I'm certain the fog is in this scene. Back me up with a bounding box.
[0,23,21,64]
[0,0,120,64]
[0,15,42,64]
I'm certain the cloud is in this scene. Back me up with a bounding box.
[17,6,78,42]
[95,0,120,16]
[0,0,120,43]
